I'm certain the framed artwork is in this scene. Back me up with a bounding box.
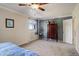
[5,18,14,28]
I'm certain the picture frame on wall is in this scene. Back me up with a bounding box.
[6,18,14,28]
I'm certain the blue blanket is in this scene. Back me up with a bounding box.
[0,42,38,56]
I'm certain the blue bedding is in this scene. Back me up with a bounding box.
[0,42,39,56]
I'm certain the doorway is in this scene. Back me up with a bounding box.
[37,20,48,39]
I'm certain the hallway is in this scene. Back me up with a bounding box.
[22,40,79,56]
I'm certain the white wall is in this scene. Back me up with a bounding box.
[0,6,38,45]
[72,4,79,53]
[55,19,63,41]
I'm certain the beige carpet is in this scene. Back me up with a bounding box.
[22,40,79,56]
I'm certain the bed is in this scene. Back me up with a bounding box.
[0,42,39,56]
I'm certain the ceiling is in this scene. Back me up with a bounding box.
[0,3,77,19]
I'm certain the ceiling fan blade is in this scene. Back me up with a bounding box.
[39,3,48,5]
[19,4,26,6]
[38,7,45,11]
[31,3,48,5]
[19,3,48,6]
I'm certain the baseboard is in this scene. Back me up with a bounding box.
[19,39,38,47]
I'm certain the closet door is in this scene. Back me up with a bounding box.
[63,19,72,44]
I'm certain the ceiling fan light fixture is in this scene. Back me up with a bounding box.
[31,4,39,10]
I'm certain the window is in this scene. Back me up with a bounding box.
[28,20,36,30]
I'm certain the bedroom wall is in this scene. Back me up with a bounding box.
[0,6,38,45]
[54,19,63,41]
[72,4,79,53]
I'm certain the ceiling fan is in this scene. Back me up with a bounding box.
[18,3,48,11]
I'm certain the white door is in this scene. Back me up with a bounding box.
[63,19,72,44]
